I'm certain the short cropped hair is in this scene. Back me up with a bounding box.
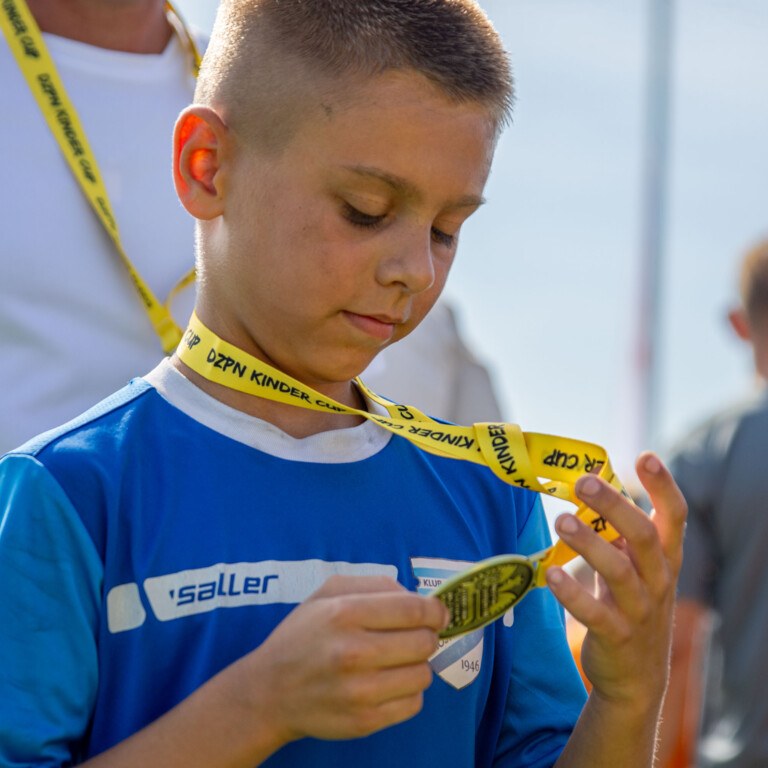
[740,238,768,324]
[196,0,514,150]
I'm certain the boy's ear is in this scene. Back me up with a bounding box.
[728,307,752,342]
[173,106,229,220]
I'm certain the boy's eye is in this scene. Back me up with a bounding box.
[343,201,456,248]
[343,202,386,229]
[431,227,456,248]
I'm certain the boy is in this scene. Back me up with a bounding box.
[0,1,686,767]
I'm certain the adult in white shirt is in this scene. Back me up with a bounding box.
[0,0,200,453]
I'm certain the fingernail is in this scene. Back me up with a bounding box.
[557,513,578,535]
[644,454,661,474]
[547,567,564,586]
[578,476,600,498]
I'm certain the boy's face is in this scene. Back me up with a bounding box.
[205,70,496,391]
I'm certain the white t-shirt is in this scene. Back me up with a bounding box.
[0,30,199,452]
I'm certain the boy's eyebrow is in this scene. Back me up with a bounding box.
[340,165,486,208]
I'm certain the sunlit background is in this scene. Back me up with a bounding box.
[177,0,768,489]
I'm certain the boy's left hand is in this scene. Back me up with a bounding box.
[545,452,687,712]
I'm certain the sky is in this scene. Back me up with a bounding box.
[177,0,768,490]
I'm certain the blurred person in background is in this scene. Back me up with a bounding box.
[363,298,504,423]
[657,236,768,768]
[0,0,202,453]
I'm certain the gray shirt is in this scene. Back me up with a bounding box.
[669,387,768,768]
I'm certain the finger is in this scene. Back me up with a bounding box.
[310,574,406,600]
[574,474,666,585]
[635,452,688,573]
[554,512,647,618]
[347,690,426,737]
[330,627,440,673]
[345,661,434,708]
[545,566,617,637]
[324,591,449,633]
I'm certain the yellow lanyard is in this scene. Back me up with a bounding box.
[177,312,629,586]
[0,0,200,354]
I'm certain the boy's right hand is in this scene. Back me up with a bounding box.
[229,575,449,748]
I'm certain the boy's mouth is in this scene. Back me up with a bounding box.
[343,311,400,341]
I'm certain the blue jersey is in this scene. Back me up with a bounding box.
[0,361,586,768]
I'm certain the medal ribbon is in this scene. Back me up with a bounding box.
[0,0,199,353]
[177,313,630,586]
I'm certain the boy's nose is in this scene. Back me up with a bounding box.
[374,229,436,295]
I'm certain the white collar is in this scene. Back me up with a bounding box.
[143,358,392,464]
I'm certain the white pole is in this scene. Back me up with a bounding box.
[637,0,675,453]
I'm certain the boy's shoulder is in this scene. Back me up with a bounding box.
[10,378,157,462]
[1,379,164,559]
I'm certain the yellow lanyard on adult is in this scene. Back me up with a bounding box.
[0,0,200,354]
[176,312,630,586]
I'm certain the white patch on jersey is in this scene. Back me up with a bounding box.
[107,582,147,633]
[143,559,398,622]
[411,556,502,690]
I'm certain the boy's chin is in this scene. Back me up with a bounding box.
[297,356,380,390]
[324,346,391,382]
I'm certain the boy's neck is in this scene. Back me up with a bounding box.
[170,356,367,439]
[26,0,172,54]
